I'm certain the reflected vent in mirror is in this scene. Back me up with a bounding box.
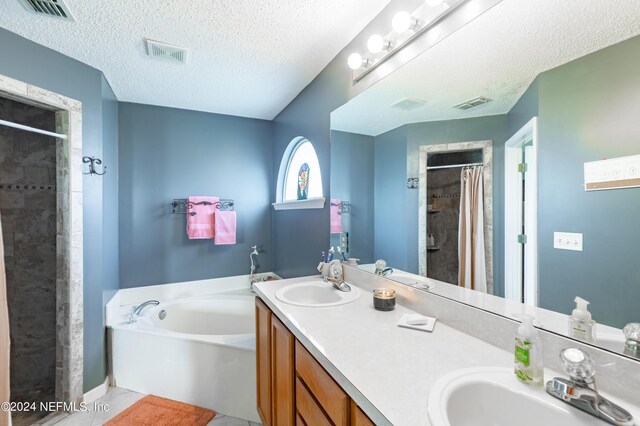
[391,97,426,111]
[453,96,491,110]
[18,0,74,20]
[145,39,188,64]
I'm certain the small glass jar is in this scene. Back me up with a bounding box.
[373,288,396,311]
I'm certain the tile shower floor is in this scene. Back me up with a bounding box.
[31,387,261,426]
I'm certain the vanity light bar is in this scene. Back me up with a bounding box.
[348,0,466,80]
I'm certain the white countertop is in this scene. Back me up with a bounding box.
[254,275,516,426]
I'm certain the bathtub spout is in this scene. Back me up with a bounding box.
[127,300,160,324]
[249,245,259,285]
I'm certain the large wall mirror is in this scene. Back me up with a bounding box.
[330,0,640,358]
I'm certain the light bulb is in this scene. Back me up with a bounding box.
[367,34,385,54]
[348,53,364,70]
[392,11,411,33]
[425,0,444,6]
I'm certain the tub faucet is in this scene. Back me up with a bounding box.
[546,348,633,426]
[127,300,160,324]
[249,245,260,286]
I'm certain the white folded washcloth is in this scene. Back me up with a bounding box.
[398,313,437,332]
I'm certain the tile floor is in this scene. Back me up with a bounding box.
[31,387,260,426]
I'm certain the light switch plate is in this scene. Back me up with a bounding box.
[554,232,583,251]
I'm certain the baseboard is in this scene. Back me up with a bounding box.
[83,377,109,403]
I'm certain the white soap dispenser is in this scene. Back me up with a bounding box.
[514,314,544,387]
[569,297,595,343]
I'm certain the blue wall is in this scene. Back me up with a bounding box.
[271,62,351,278]
[534,36,640,328]
[332,116,508,291]
[118,103,273,288]
[373,126,409,270]
[270,0,416,278]
[330,130,375,263]
[368,116,508,290]
[0,28,118,391]
[101,77,119,339]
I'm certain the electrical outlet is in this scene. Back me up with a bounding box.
[554,232,583,251]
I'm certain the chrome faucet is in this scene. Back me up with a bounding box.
[324,260,351,292]
[378,267,394,277]
[623,323,640,359]
[249,245,266,288]
[127,300,160,324]
[546,348,634,426]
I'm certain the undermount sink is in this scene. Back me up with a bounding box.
[428,367,638,426]
[275,281,361,307]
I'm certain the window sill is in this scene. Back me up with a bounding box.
[272,197,326,211]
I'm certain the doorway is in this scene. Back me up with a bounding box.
[0,74,84,422]
[504,117,538,305]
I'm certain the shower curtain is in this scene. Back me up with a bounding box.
[458,166,487,293]
[0,213,9,426]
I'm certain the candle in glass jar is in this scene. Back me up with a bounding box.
[373,288,396,311]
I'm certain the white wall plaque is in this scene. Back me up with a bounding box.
[584,154,640,191]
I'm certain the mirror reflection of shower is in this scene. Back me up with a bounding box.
[426,150,484,286]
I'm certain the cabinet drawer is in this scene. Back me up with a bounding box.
[296,413,306,426]
[296,378,331,426]
[351,400,375,426]
[295,341,349,425]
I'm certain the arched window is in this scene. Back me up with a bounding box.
[274,137,325,210]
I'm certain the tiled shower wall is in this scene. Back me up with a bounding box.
[0,97,57,403]
[426,168,461,285]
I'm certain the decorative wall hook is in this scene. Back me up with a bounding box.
[83,156,107,176]
[407,177,419,189]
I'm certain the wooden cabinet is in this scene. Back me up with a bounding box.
[256,297,375,426]
[295,340,349,425]
[256,297,272,425]
[271,315,295,425]
[256,298,295,426]
[351,400,376,426]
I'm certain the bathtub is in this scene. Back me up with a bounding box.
[106,275,276,423]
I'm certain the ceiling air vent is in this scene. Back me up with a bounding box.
[145,39,188,64]
[391,97,426,111]
[18,0,74,20]
[453,96,492,110]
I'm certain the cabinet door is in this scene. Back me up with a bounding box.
[256,298,272,425]
[271,314,295,426]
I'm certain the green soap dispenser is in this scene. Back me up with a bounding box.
[514,315,544,387]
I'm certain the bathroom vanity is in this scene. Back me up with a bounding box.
[254,269,640,426]
[256,297,374,426]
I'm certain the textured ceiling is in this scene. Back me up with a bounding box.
[331,0,640,136]
[0,0,391,119]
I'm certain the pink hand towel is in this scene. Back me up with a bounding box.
[214,211,236,245]
[330,198,343,233]
[186,196,219,239]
